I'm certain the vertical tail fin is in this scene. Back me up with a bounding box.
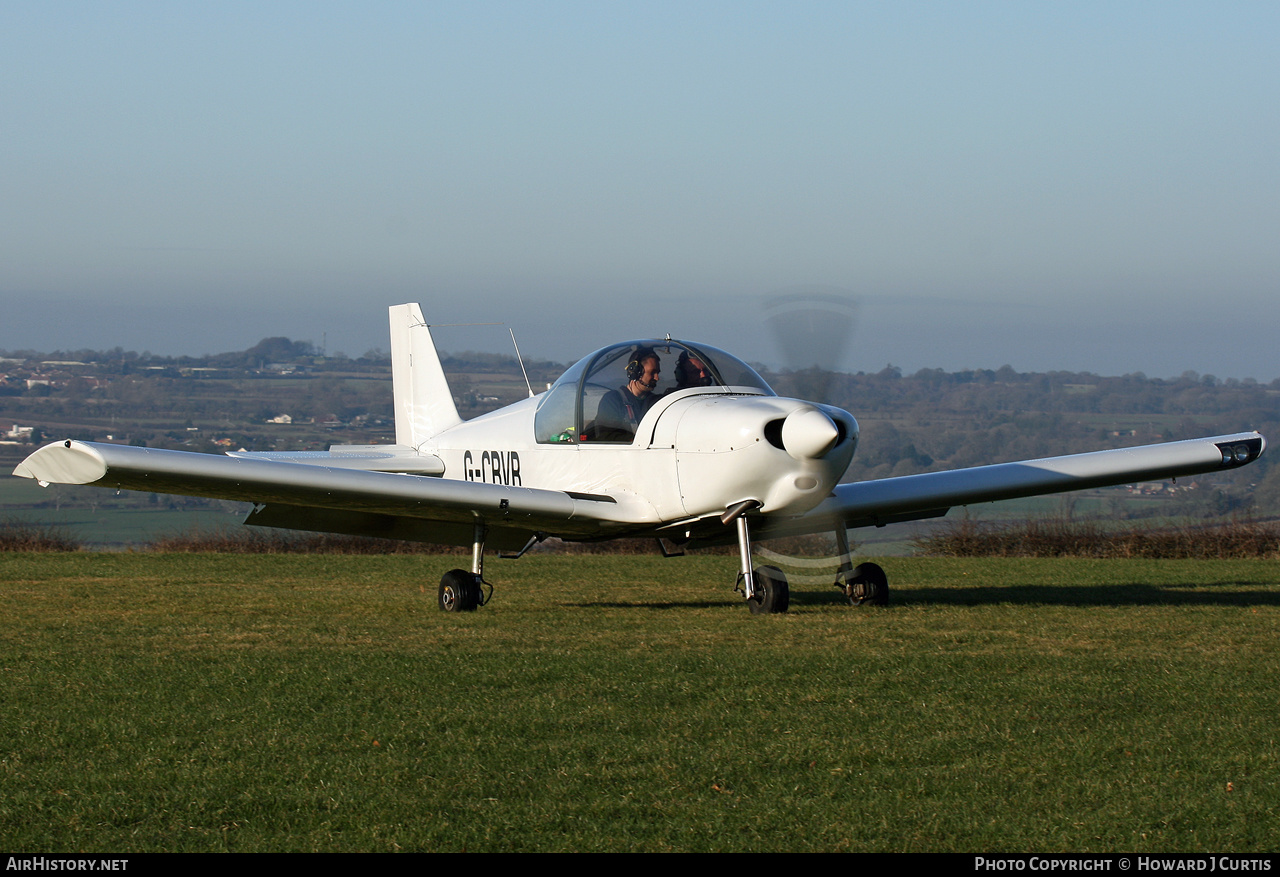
[389,303,462,448]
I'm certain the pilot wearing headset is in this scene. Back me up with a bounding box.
[594,347,661,441]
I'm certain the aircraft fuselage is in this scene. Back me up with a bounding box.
[421,389,859,528]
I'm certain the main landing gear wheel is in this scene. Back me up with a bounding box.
[748,565,790,615]
[846,561,889,606]
[439,569,483,612]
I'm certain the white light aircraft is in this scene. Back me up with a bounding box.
[14,303,1267,614]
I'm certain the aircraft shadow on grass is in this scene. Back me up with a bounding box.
[569,580,1280,610]
[890,581,1280,608]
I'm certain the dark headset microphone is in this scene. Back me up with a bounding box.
[625,348,659,389]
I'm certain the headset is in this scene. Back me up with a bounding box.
[625,347,659,384]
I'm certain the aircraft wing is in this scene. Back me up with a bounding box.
[225,445,447,475]
[753,432,1266,541]
[12,440,635,551]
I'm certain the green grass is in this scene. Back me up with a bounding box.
[2,553,1278,852]
[0,476,246,547]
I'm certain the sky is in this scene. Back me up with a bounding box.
[2,1,1277,380]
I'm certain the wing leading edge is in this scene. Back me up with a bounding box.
[753,432,1266,541]
[13,432,1266,550]
[13,440,638,551]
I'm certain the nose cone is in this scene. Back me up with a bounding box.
[781,407,839,460]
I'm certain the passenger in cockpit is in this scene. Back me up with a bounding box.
[670,349,714,392]
[595,347,661,441]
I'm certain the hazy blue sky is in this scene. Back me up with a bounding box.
[3,2,1277,379]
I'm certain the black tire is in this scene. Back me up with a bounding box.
[748,565,790,615]
[439,569,479,612]
[850,561,889,606]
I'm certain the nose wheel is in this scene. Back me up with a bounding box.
[747,564,790,614]
[726,501,790,614]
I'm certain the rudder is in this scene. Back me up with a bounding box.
[389,303,462,448]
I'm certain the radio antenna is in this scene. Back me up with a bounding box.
[510,329,534,398]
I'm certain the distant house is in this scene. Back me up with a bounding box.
[1128,482,1172,496]
[268,414,293,424]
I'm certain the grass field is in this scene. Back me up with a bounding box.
[2,552,1277,852]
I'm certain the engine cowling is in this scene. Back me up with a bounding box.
[666,395,858,517]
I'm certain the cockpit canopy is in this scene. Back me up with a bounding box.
[534,340,775,444]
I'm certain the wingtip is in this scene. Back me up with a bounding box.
[11,440,108,485]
